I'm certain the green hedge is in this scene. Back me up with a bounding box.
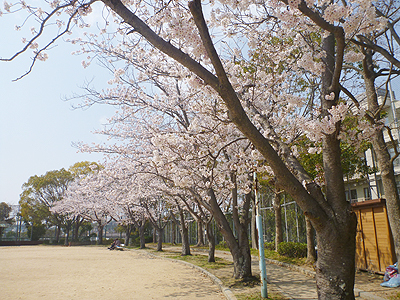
[277,242,307,258]
[264,242,275,250]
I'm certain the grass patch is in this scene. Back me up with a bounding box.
[389,292,400,300]
[227,275,261,288]
[162,243,307,268]
[166,254,231,270]
[249,248,306,266]
[263,249,307,266]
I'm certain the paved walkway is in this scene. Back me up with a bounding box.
[157,245,388,300]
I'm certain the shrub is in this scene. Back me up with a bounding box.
[217,241,228,249]
[145,235,153,243]
[264,242,275,250]
[277,242,307,258]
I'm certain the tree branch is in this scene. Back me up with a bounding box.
[101,0,219,88]
[351,37,400,69]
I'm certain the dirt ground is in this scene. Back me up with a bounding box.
[1,245,399,300]
[354,270,400,299]
[0,245,225,300]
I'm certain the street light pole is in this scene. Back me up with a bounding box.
[254,172,268,298]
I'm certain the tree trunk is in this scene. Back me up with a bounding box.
[311,32,357,299]
[153,225,157,244]
[305,216,316,264]
[374,138,400,262]
[125,224,132,246]
[156,227,163,251]
[195,219,205,247]
[206,221,215,262]
[64,225,70,246]
[208,188,252,279]
[55,225,61,244]
[179,209,191,256]
[97,225,104,245]
[71,224,75,242]
[316,222,356,298]
[139,223,146,249]
[273,192,283,251]
[171,221,177,245]
[73,217,82,242]
[362,48,400,263]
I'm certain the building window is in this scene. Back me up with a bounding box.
[364,188,371,200]
[345,189,358,202]
[388,147,400,166]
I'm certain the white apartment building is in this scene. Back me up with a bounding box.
[344,86,399,203]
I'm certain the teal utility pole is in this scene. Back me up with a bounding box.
[254,172,268,298]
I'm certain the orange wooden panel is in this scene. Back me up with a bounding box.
[360,208,379,272]
[374,207,396,272]
[355,210,367,270]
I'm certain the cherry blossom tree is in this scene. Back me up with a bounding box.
[3,0,399,297]
[340,2,400,263]
[68,161,103,242]
[52,168,115,244]
[75,56,261,275]
[118,194,148,248]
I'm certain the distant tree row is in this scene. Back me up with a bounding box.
[18,161,101,244]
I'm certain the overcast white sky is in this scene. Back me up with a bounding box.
[1,4,399,206]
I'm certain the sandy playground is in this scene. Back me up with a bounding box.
[0,245,225,300]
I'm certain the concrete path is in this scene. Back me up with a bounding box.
[159,245,388,300]
[190,247,318,300]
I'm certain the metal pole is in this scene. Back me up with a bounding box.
[295,203,299,243]
[284,194,289,242]
[254,172,268,298]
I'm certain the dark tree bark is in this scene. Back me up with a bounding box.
[273,192,283,251]
[55,225,61,244]
[312,33,357,299]
[156,227,163,251]
[133,219,146,249]
[208,187,252,279]
[143,200,169,252]
[178,209,191,256]
[305,216,316,264]
[138,223,145,249]
[195,220,205,247]
[170,205,191,256]
[72,216,85,242]
[97,225,104,245]
[179,194,215,261]
[64,225,70,246]
[206,220,215,263]
[64,220,73,246]
[153,225,156,243]
[171,221,177,245]
[124,224,132,246]
[361,47,400,263]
